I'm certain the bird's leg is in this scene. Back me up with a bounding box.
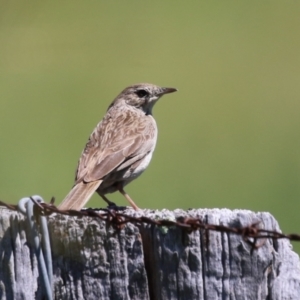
[118,187,140,210]
[99,194,126,211]
[100,194,116,206]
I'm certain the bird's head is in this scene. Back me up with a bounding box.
[111,83,177,115]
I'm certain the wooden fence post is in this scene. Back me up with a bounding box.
[0,206,299,299]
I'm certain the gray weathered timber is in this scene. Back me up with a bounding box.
[0,207,299,300]
[139,209,300,300]
[0,207,149,300]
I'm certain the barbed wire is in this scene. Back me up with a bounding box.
[0,198,300,251]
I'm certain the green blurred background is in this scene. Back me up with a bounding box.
[1,2,300,253]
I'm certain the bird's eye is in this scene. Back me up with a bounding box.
[136,89,149,98]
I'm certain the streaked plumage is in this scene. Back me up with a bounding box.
[59,83,177,210]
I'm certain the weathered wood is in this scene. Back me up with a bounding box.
[0,207,299,300]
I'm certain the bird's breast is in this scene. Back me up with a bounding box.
[131,151,154,178]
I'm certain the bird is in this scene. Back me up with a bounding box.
[58,83,177,211]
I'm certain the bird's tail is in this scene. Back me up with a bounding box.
[58,180,102,210]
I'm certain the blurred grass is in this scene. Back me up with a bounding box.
[1,1,300,253]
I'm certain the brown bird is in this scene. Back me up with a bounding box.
[59,83,177,210]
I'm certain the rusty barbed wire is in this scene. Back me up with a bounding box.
[0,198,300,250]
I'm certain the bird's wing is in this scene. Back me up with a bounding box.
[75,108,156,183]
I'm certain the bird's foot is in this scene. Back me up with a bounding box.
[106,202,127,211]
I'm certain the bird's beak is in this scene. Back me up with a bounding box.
[159,87,178,95]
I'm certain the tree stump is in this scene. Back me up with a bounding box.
[0,206,299,300]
